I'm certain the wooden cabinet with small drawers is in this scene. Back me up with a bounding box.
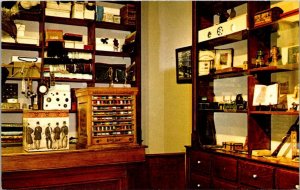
[186,148,299,190]
[76,87,138,149]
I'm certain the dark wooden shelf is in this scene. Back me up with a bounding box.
[1,109,23,113]
[2,109,78,114]
[45,16,93,26]
[43,77,93,83]
[95,50,130,57]
[249,111,299,115]
[198,30,248,48]
[198,109,248,113]
[95,22,135,31]
[2,43,41,51]
[44,47,94,53]
[249,65,298,74]
[15,10,42,22]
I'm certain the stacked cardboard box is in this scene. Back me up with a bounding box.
[120,4,136,25]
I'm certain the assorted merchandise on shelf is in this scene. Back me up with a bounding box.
[1,1,141,151]
[1,123,23,146]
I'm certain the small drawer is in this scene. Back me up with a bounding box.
[92,135,134,145]
[190,151,212,175]
[239,161,274,189]
[190,173,211,189]
[276,168,299,189]
[213,179,239,189]
[214,155,237,181]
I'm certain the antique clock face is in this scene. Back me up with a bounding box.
[217,26,223,36]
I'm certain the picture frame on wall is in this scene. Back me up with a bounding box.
[176,46,192,83]
[215,48,234,70]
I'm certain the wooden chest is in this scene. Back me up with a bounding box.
[75,87,138,149]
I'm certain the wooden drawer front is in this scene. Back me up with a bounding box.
[276,168,299,189]
[190,151,212,175]
[213,179,238,189]
[213,156,237,181]
[190,173,211,189]
[92,135,134,145]
[239,161,274,189]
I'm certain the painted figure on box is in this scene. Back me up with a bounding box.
[26,123,34,149]
[34,121,42,150]
[54,122,61,149]
[45,123,53,149]
[61,121,68,148]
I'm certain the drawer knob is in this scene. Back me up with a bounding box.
[197,160,201,164]
[252,174,258,179]
[295,185,299,189]
[197,184,201,187]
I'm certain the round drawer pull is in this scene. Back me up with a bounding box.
[197,184,201,187]
[252,174,258,179]
[197,160,201,164]
[295,185,299,189]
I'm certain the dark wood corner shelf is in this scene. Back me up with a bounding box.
[198,30,248,48]
[43,47,94,53]
[95,21,135,31]
[95,50,130,57]
[198,109,248,113]
[15,11,42,22]
[2,43,41,51]
[45,16,93,26]
[249,65,298,74]
[44,77,93,83]
[1,109,23,113]
[249,110,299,115]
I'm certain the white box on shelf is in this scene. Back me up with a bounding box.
[74,41,84,49]
[84,7,95,20]
[11,56,42,63]
[16,24,26,37]
[198,14,248,43]
[2,35,15,43]
[104,7,120,15]
[17,36,39,46]
[45,8,70,18]
[46,1,72,11]
[71,3,84,19]
[65,40,75,49]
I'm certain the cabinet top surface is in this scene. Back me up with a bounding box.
[186,146,299,169]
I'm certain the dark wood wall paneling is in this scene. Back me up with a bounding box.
[144,153,186,189]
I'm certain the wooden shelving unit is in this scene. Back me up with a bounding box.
[187,1,299,189]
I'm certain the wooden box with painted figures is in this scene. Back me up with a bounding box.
[23,110,69,152]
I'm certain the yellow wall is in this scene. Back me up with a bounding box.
[141,2,192,154]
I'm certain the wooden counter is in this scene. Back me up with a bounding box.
[2,145,146,189]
